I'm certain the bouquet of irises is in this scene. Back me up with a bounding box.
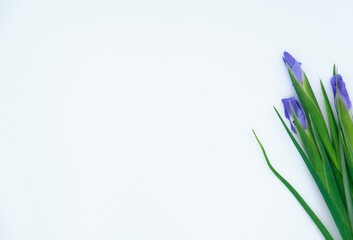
[254,52,353,240]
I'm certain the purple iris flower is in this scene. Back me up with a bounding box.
[282,97,307,133]
[283,51,304,83]
[331,74,352,109]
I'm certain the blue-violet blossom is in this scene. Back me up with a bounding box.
[282,97,307,133]
[283,51,304,83]
[331,74,352,110]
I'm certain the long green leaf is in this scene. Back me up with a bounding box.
[274,107,353,239]
[287,68,339,171]
[338,102,353,185]
[339,131,353,233]
[309,114,346,212]
[253,130,333,240]
[302,72,320,108]
[336,98,353,233]
[331,164,347,210]
[321,77,346,203]
[291,108,324,182]
[320,80,339,156]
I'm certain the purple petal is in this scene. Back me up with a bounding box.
[330,74,352,109]
[283,51,304,83]
[282,97,307,133]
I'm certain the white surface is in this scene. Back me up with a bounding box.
[0,0,353,239]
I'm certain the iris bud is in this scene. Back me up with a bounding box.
[331,74,352,110]
[283,51,304,84]
[282,97,307,133]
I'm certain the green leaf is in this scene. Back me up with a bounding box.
[287,67,339,171]
[337,98,353,151]
[320,80,339,156]
[336,98,353,234]
[274,107,353,239]
[319,82,345,201]
[334,74,353,182]
[337,100,353,184]
[291,108,324,183]
[309,114,346,212]
[302,72,320,108]
[331,164,347,210]
[334,64,337,76]
[253,130,333,240]
[339,131,353,233]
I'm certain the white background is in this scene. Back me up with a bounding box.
[0,0,353,239]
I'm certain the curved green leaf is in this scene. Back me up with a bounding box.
[253,130,333,240]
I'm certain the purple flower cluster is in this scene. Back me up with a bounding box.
[281,52,352,134]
